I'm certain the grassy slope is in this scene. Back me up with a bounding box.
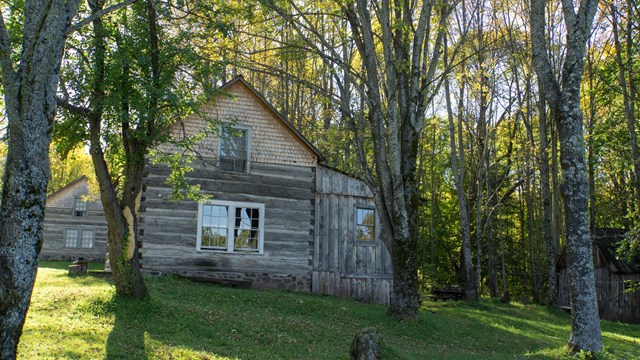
[18,262,640,360]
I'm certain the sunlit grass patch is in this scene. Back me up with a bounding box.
[17,262,640,359]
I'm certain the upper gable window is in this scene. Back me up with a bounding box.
[219,126,251,173]
[73,198,88,217]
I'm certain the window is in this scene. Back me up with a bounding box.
[73,198,88,217]
[219,126,250,173]
[355,206,376,242]
[197,200,264,253]
[64,229,94,248]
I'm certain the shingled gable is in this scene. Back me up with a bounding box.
[219,75,324,163]
[47,175,89,202]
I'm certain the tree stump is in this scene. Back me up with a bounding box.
[350,327,382,360]
[68,259,88,276]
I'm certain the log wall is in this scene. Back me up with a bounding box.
[140,160,315,291]
[41,179,107,262]
[312,167,392,304]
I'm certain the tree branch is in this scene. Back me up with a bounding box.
[0,14,17,99]
[56,97,92,118]
[67,0,137,35]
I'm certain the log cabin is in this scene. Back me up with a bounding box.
[139,76,393,304]
[40,176,108,262]
[556,228,640,323]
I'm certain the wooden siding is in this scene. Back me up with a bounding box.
[140,160,315,291]
[160,81,317,167]
[42,178,107,261]
[312,167,392,304]
[557,268,640,323]
[41,208,108,261]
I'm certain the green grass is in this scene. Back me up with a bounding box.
[17,262,640,359]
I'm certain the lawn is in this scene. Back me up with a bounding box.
[17,262,640,359]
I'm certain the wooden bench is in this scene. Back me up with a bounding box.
[429,286,465,301]
[558,306,572,314]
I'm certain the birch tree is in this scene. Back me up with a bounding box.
[530,0,602,352]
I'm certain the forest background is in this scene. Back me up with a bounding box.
[0,0,638,356]
[24,0,637,305]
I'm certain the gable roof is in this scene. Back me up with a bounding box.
[219,76,325,163]
[592,228,640,274]
[47,176,89,200]
[556,228,640,274]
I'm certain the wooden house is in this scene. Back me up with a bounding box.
[140,76,393,304]
[556,228,640,323]
[41,176,108,262]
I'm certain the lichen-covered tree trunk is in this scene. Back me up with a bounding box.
[387,208,420,319]
[557,91,601,352]
[530,0,602,352]
[0,2,80,357]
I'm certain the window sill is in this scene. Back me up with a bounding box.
[197,249,263,255]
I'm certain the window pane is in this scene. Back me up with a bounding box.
[202,227,227,248]
[357,208,375,226]
[65,229,79,247]
[233,207,259,251]
[201,205,229,250]
[356,207,375,242]
[81,230,94,248]
[74,198,88,217]
[219,128,248,173]
[357,225,374,241]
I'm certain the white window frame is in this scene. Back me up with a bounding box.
[196,200,265,254]
[354,204,377,245]
[217,125,252,174]
[64,228,95,248]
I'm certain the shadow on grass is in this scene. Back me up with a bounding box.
[92,277,640,360]
[102,277,576,360]
[104,295,149,360]
[38,260,105,271]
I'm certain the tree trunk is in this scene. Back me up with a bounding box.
[445,57,477,301]
[388,230,420,319]
[526,174,540,303]
[611,2,640,212]
[499,211,509,302]
[530,0,601,350]
[557,90,602,352]
[83,0,148,298]
[0,2,80,357]
[537,92,557,306]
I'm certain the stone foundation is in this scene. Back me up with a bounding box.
[145,269,311,292]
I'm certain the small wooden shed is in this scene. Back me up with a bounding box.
[556,228,640,323]
[313,167,392,304]
[41,176,108,262]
